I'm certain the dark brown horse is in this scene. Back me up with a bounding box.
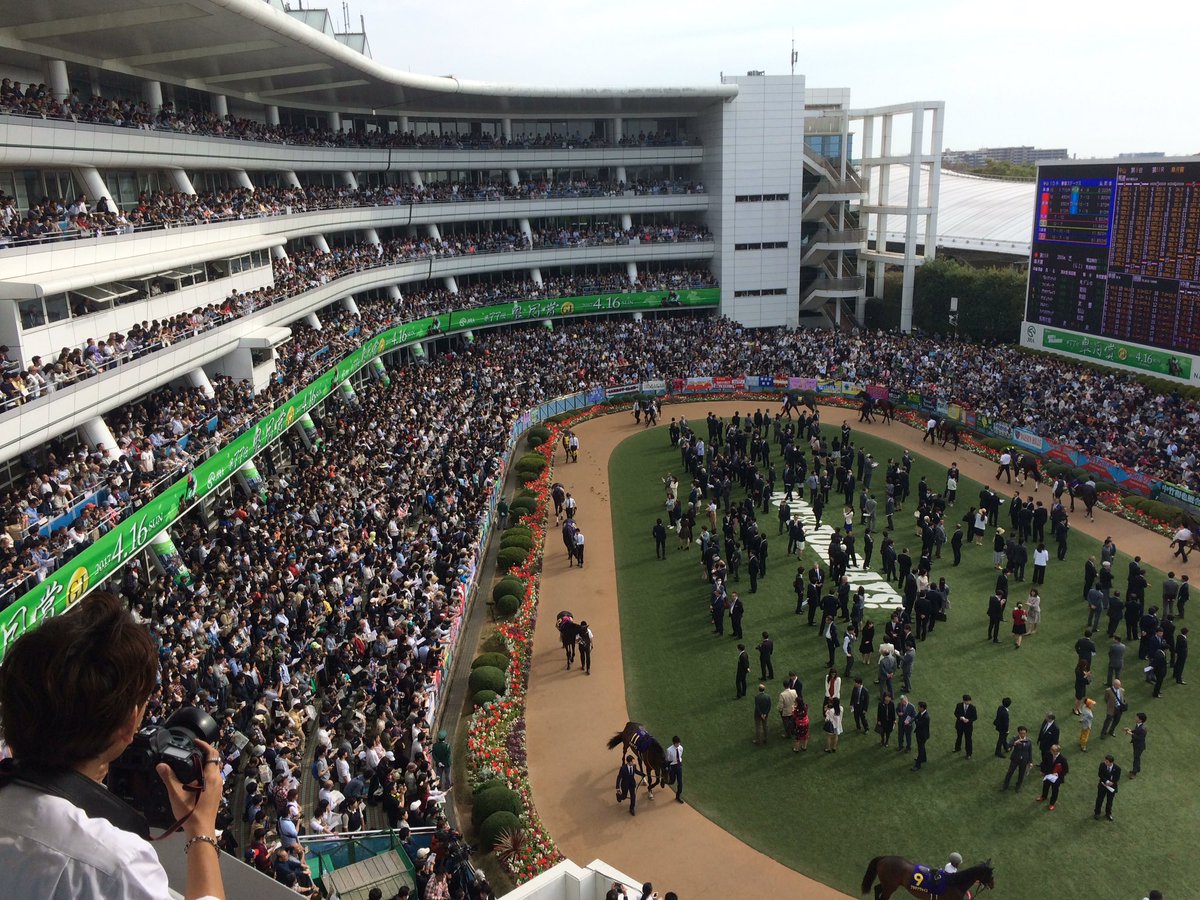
[557,610,583,669]
[861,855,994,899]
[934,419,959,448]
[1015,453,1042,491]
[605,721,668,798]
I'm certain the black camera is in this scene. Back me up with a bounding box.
[107,707,219,829]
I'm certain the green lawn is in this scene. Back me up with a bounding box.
[609,422,1197,900]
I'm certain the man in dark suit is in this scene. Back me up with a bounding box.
[756,631,774,680]
[729,593,745,639]
[1174,627,1189,684]
[1093,754,1121,821]
[1037,712,1060,769]
[911,701,931,771]
[993,697,1012,757]
[953,694,978,758]
[896,696,916,752]
[735,644,750,699]
[747,550,760,594]
[1125,712,1148,777]
[615,755,638,816]
[1037,744,1069,809]
[987,592,1007,643]
[1001,725,1034,792]
[652,519,667,559]
[850,677,870,734]
[822,616,839,669]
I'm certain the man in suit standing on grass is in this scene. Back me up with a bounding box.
[1094,754,1120,821]
[735,644,750,699]
[1001,725,1034,792]
[652,518,667,559]
[1037,712,1060,769]
[993,697,1011,758]
[911,701,930,771]
[953,694,978,759]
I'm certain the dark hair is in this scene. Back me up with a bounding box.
[0,591,156,770]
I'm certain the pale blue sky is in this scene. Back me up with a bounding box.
[354,0,1197,158]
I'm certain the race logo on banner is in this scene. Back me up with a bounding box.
[605,382,640,399]
[1012,428,1047,453]
[789,377,818,392]
[757,375,776,389]
[866,384,889,400]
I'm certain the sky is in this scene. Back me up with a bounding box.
[348,0,1198,159]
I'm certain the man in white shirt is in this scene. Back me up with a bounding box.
[996,450,1013,483]
[665,736,684,803]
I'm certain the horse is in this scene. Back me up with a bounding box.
[861,855,994,900]
[605,721,669,798]
[1015,454,1041,491]
[934,419,959,449]
[875,398,897,425]
[557,611,583,670]
[1072,479,1098,520]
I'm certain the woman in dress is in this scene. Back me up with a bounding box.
[1072,658,1092,716]
[1012,601,1028,649]
[792,701,810,752]
[1026,588,1042,635]
[876,691,897,747]
[859,619,876,666]
[823,697,843,752]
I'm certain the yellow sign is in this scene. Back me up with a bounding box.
[66,567,89,607]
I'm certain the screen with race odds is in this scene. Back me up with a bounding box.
[1025,160,1200,361]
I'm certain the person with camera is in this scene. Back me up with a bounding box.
[0,592,225,900]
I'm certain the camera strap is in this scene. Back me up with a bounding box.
[0,759,150,839]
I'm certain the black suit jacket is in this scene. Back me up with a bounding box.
[737,651,750,675]
[615,763,637,793]
[851,685,870,713]
[954,702,978,730]
[914,710,930,740]
[1038,720,1060,751]
[1097,761,1121,793]
[994,705,1010,732]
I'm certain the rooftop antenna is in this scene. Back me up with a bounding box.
[342,1,350,31]
[791,33,798,76]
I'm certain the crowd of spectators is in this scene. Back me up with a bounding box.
[0,176,705,248]
[1,77,698,151]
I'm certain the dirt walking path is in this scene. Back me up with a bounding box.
[522,400,1175,898]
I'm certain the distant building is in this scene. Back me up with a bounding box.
[944,146,1068,167]
[1117,152,1165,159]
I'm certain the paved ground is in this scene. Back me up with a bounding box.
[522,401,1174,898]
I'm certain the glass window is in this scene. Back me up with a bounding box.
[44,293,70,323]
[17,298,45,330]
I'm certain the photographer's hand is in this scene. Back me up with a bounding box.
[157,739,225,900]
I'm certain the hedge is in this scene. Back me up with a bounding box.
[495,594,521,617]
[472,652,510,670]
[517,453,547,469]
[526,425,552,447]
[479,811,523,851]
[473,690,499,707]
[492,578,525,603]
[496,546,530,572]
[473,778,507,796]
[481,632,507,654]
[473,786,524,828]
[507,496,537,515]
[500,534,533,552]
[469,665,507,695]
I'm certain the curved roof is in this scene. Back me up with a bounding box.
[883,165,1035,257]
[0,0,738,116]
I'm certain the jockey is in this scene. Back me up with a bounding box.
[944,852,962,874]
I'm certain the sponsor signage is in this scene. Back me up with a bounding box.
[447,288,718,329]
[1042,328,1193,379]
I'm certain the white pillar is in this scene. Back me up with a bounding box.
[530,268,543,287]
[186,367,215,399]
[143,80,163,111]
[410,170,424,189]
[211,94,229,120]
[626,262,639,285]
[305,313,322,330]
[620,213,633,231]
[271,244,289,261]
[45,59,69,101]
[265,105,280,126]
[517,217,533,244]
[341,171,358,190]
[342,296,360,315]
[444,277,458,294]
[80,416,122,461]
[362,227,380,245]
[508,168,520,187]
[328,111,342,133]
[612,117,624,142]
[399,115,410,133]
[924,103,945,261]
[310,234,331,254]
[387,285,402,303]
[232,169,255,192]
[501,118,513,142]
[74,166,115,209]
[282,170,301,188]
[89,75,102,98]
[900,105,925,335]
[615,165,628,188]
[168,168,195,195]
[425,223,441,242]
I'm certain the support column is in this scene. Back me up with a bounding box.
[185,367,215,400]
[341,171,359,190]
[362,227,380,246]
[620,213,633,231]
[410,170,425,189]
[615,165,628,188]
[530,268,543,287]
[310,234,331,254]
[149,530,192,585]
[501,118,513,142]
[626,262,639,286]
[142,79,163,112]
[424,223,441,242]
[168,168,195,195]
[265,105,280,126]
[293,412,319,450]
[341,296,360,315]
[612,117,624,143]
[235,459,268,500]
[369,357,391,387]
[387,285,402,303]
[900,105,925,335]
[74,166,115,210]
[211,94,228,120]
[508,168,520,188]
[282,170,301,188]
[517,217,533,245]
[399,115,410,134]
[328,111,342,133]
[271,245,289,261]
[45,59,70,101]
[304,313,322,330]
[80,416,122,461]
[874,114,893,303]
[339,377,358,402]
[443,276,458,294]
[232,169,255,192]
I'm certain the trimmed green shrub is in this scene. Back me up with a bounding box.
[468,665,507,696]
[496,546,529,572]
[472,690,499,707]
[507,496,537,515]
[479,811,522,851]
[495,594,521,617]
[517,453,547,469]
[503,522,533,535]
[473,787,523,828]
[500,534,533,552]
[515,489,538,500]
[473,778,507,796]
[472,652,510,670]
[526,425,552,448]
[492,578,524,603]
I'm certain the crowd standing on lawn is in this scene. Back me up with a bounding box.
[642,407,1176,823]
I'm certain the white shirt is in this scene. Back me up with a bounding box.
[0,782,218,900]
[665,743,683,766]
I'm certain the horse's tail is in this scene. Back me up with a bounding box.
[861,856,881,895]
[606,732,626,750]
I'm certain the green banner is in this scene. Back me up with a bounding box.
[1042,328,1193,379]
[0,291,718,657]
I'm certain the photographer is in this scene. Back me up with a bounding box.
[0,592,225,900]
